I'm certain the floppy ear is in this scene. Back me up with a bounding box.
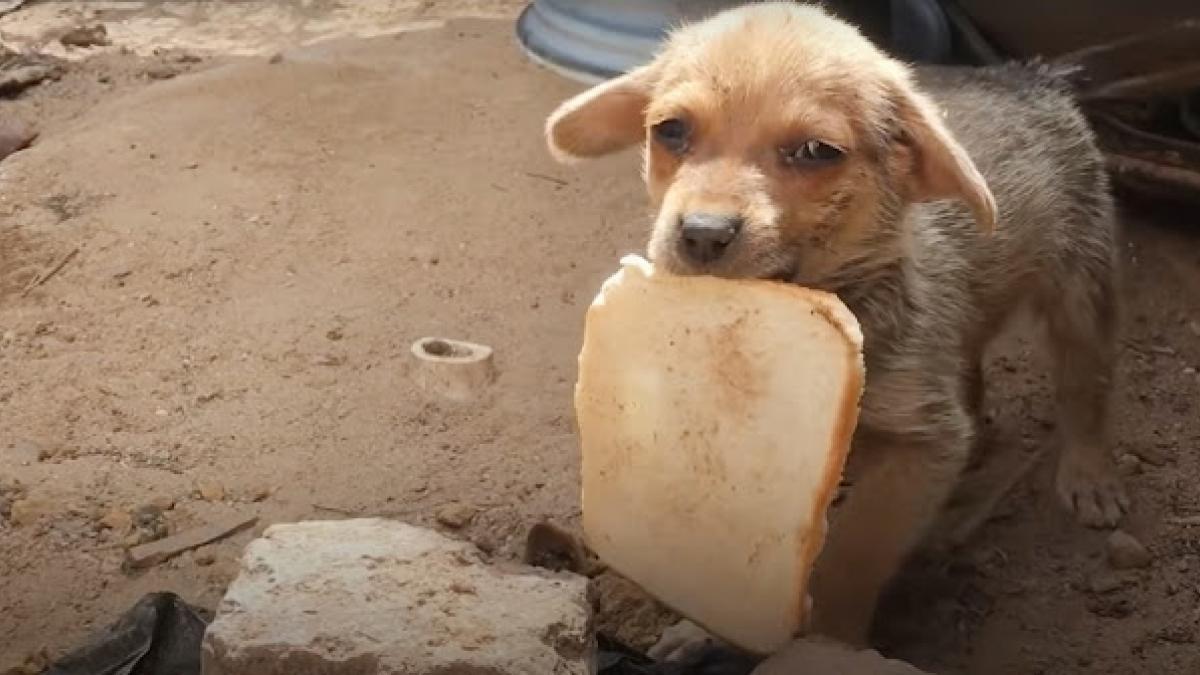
[545,65,656,163]
[893,87,997,233]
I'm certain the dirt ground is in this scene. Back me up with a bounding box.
[1,4,1199,675]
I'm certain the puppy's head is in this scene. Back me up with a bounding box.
[546,2,995,286]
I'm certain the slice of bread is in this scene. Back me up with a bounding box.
[575,255,864,654]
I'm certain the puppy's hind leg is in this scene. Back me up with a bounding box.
[1041,242,1129,528]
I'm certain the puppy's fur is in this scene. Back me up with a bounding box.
[547,2,1126,646]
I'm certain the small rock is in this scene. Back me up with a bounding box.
[196,480,227,502]
[436,502,477,529]
[312,354,345,366]
[326,328,344,341]
[202,519,593,675]
[1188,320,1200,338]
[60,24,110,48]
[149,496,176,512]
[1117,453,1142,476]
[1107,530,1152,570]
[98,507,133,533]
[194,549,217,566]
[268,52,284,64]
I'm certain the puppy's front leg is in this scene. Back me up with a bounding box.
[809,433,968,646]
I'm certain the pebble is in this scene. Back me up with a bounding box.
[149,496,176,512]
[196,480,227,502]
[1107,530,1152,570]
[194,549,217,566]
[436,502,477,529]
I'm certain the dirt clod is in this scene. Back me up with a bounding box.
[436,502,477,529]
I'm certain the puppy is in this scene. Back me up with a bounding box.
[546,2,1126,647]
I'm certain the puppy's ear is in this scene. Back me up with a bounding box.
[545,65,656,163]
[893,88,997,233]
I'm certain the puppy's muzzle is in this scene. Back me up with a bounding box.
[679,213,743,266]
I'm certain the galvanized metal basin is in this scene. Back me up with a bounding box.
[516,0,737,83]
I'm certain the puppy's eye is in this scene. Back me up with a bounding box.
[779,140,844,168]
[652,118,690,154]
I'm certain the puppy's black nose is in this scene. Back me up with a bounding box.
[679,213,743,265]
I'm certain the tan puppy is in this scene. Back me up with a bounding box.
[546,2,1125,648]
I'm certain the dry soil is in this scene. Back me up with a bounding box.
[1,7,1199,675]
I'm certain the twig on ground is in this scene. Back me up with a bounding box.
[21,246,79,296]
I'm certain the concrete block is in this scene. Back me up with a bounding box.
[202,518,594,675]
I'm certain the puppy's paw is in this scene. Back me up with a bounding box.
[1056,449,1130,528]
[647,619,716,662]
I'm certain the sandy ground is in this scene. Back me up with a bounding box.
[1,5,1199,675]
